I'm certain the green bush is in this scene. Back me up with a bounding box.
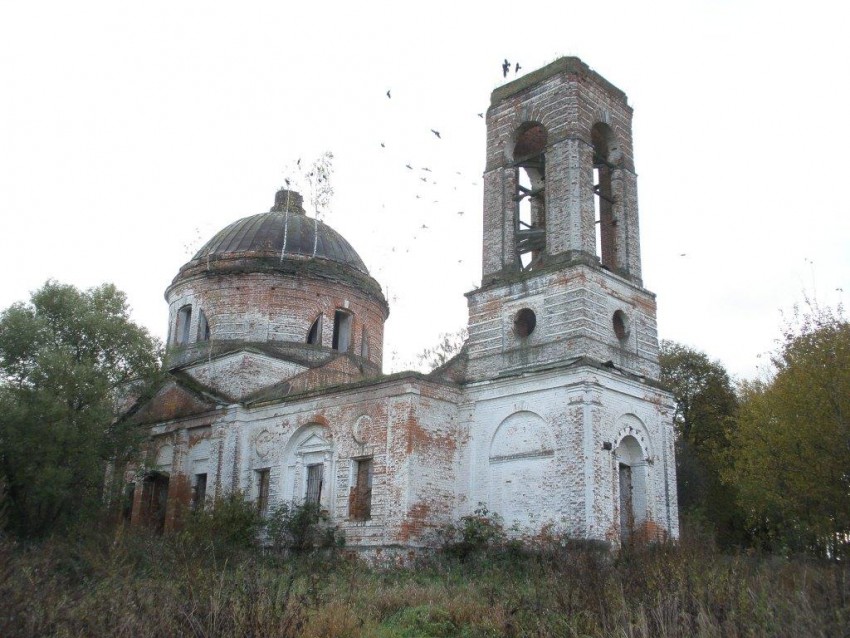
[181,491,263,552]
[265,500,344,554]
[436,505,506,561]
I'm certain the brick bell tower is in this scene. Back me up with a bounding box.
[465,57,659,382]
[461,58,678,543]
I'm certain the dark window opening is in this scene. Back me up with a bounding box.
[332,310,352,352]
[613,310,630,343]
[192,473,207,511]
[513,122,547,271]
[349,458,373,521]
[307,315,322,345]
[175,305,192,346]
[514,308,537,338]
[306,463,324,505]
[197,311,210,342]
[256,469,270,515]
[592,123,618,269]
[122,482,135,522]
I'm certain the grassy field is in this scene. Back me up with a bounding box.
[1,526,848,637]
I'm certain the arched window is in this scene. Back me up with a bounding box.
[591,122,619,269]
[307,314,322,345]
[513,122,547,271]
[197,310,210,342]
[332,309,352,352]
[175,305,192,346]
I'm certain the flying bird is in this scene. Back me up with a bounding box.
[457,211,465,216]
[515,62,521,74]
[380,142,386,148]
[422,167,432,172]
[386,89,391,99]
[477,113,484,118]
[431,129,441,139]
[420,177,428,182]
[405,164,413,170]
[421,224,429,230]
[502,59,510,77]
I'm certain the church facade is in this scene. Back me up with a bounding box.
[124,57,679,552]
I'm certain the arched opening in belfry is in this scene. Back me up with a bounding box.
[591,123,619,269]
[614,435,648,543]
[513,122,547,271]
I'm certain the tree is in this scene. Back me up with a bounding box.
[0,281,161,537]
[728,304,850,558]
[659,341,743,545]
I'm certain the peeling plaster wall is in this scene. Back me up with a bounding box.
[466,263,660,382]
[185,353,308,400]
[131,366,676,548]
[135,379,462,549]
[462,366,678,542]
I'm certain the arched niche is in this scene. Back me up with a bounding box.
[488,411,557,531]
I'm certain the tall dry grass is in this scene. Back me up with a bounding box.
[0,525,847,637]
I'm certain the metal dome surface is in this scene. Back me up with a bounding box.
[191,190,369,275]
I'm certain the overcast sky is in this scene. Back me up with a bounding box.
[1,0,848,380]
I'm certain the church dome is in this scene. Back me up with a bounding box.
[164,188,387,371]
[190,190,369,274]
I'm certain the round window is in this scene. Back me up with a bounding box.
[514,308,537,338]
[613,310,630,342]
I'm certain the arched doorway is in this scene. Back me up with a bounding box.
[615,435,647,542]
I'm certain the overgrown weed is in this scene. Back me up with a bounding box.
[1,522,848,637]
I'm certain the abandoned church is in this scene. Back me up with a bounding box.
[123,57,680,552]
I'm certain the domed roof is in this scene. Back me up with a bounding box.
[191,190,369,274]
